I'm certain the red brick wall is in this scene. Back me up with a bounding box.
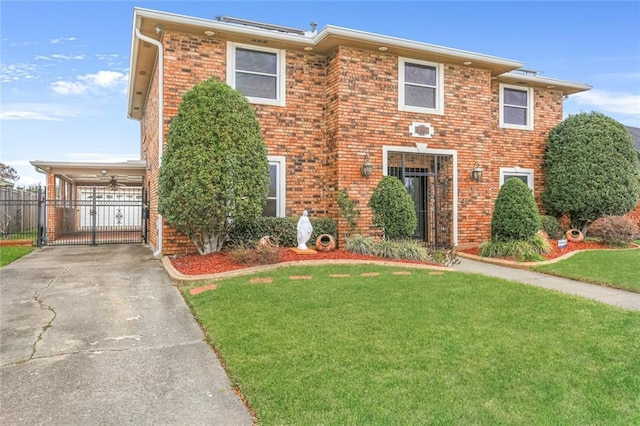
[140,31,566,255]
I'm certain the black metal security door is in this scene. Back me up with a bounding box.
[388,152,453,248]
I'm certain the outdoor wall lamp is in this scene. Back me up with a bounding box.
[361,154,373,177]
[471,162,483,182]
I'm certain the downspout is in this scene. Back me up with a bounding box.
[134,24,164,257]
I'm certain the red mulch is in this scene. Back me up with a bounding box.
[170,248,438,276]
[459,239,624,261]
[170,240,634,276]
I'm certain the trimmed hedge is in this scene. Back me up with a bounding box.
[228,216,337,248]
[491,178,541,242]
[540,215,562,239]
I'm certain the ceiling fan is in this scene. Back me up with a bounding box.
[107,176,126,191]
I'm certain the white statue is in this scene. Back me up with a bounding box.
[296,210,314,250]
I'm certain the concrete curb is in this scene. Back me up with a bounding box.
[161,256,453,284]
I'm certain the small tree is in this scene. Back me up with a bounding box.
[0,162,19,182]
[542,112,640,232]
[491,178,541,242]
[368,176,417,239]
[159,78,269,254]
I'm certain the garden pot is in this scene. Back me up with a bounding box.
[565,229,584,243]
[315,234,336,252]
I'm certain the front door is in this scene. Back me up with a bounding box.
[387,152,454,248]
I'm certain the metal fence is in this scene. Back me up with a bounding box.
[0,186,148,246]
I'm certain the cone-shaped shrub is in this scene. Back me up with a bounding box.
[491,178,541,242]
[368,176,417,239]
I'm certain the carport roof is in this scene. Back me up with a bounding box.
[30,160,146,187]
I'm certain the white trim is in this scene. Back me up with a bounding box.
[382,146,458,246]
[398,58,445,115]
[499,166,534,191]
[227,42,286,107]
[267,155,286,217]
[499,83,534,130]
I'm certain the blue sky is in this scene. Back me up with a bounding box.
[2,1,639,186]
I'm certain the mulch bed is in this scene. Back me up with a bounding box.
[170,240,634,276]
[459,239,625,261]
[170,248,439,276]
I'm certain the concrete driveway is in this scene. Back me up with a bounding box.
[0,245,252,425]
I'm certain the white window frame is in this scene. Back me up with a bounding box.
[227,42,286,107]
[500,167,534,191]
[265,155,286,217]
[499,84,534,130]
[398,58,445,115]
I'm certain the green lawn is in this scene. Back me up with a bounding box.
[0,246,34,267]
[184,265,640,425]
[533,249,640,293]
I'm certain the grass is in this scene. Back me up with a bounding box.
[184,264,640,425]
[0,246,34,267]
[533,248,640,293]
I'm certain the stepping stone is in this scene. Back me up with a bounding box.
[189,283,217,295]
[289,275,313,280]
[392,271,411,275]
[429,271,445,275]
[361,272,380,277]
[329,274,351,278]
[250,277,273,284]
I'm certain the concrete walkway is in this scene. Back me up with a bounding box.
[0,245,252,425]
[453,257,640,311]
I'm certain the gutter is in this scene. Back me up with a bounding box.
[133,19,164,258]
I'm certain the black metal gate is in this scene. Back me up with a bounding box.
[387,152,454,248]
[0,186,148,247]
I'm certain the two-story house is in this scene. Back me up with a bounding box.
[127,7,591,256]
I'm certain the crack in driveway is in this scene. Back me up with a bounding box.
[28,266,70,361]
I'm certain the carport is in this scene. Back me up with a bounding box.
[29,160,148,245]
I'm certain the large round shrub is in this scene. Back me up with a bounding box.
[491,177,541,241]
[542,112,640,232]
[368,176,417,239]
[159,77,269,254]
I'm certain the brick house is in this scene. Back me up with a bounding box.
[624,126,640,230]
[127,8,591,256]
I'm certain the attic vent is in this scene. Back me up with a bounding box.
[143,42,152,48]
[216,15,307,36]
[251,38,269,44]
[138,70,147,76]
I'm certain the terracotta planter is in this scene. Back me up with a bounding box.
[565,229,584,243]
[315,234,336,252]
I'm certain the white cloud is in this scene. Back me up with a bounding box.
[51,80,87,95]
[50,37,77,44]
[0,63,38,83]
[0,103,81,121]
[35,53,86,61]
[0,111,64,121]
[78,70,127,88]
[571,89,640,116]
[51,70,128,96]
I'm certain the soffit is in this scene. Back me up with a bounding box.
[30,160,146,187]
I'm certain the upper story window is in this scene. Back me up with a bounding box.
[398,58,444,115]
[227,42,286,106]
[499,84,534,130]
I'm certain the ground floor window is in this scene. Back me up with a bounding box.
[500,167,534,191]
[263,155,286,217]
